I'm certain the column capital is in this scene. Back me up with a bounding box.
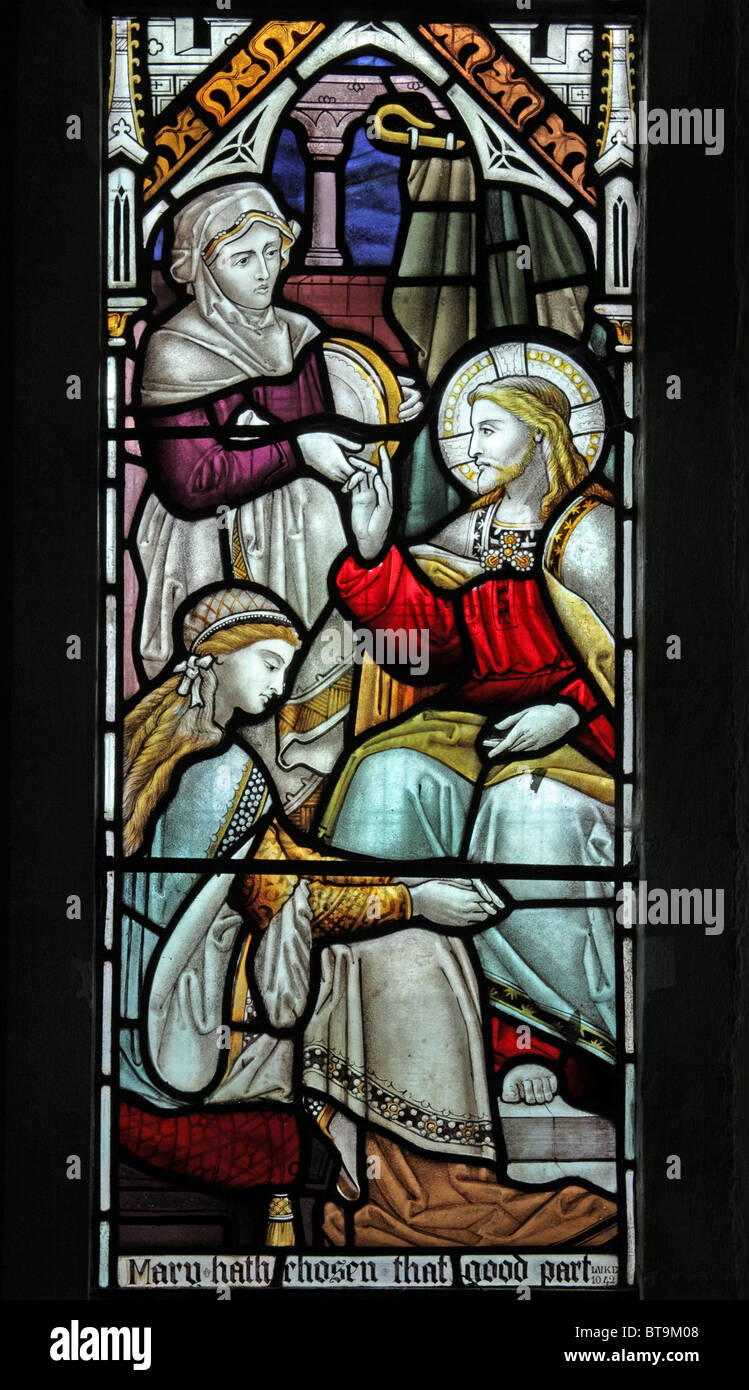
[290,74,386,158]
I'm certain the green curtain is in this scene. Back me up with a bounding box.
[392,164,592,535]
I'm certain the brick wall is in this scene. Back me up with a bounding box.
[283,274,409,366]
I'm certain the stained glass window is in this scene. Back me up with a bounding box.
[7,0,748,1349]
[95,8,645,1297]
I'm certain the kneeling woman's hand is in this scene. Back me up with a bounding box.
[408,878,504,930]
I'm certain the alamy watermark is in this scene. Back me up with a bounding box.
[50,1321,151,1371]
[320,625,430,677]
[616,881,724,934]
[632,102,724,156]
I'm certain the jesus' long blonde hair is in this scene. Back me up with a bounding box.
[467,375,590,518]
[123,621,299,855]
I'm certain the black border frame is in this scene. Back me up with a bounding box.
[6,0,748,1334]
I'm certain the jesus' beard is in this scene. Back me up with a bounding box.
[468,434,537,511]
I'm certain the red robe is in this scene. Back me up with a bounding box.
[336,544,614,764]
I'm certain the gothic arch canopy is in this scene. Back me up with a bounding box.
[140,18,598,249]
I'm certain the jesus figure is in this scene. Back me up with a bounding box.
[313,363,618,1124]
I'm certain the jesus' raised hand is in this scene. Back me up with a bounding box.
[342,445,394,561]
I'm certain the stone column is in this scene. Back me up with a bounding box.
[290,75,386,267]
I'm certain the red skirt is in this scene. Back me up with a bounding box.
[119,1100,300,1190]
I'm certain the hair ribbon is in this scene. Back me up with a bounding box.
[174,653,214,708]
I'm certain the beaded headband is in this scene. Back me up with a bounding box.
[191,609,295,650]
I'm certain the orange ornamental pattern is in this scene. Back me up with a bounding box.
[143,105,212,201]
[420,21,596,205]
[196,20,326,126]
[425,21,545,128]
[533,114,594,203]
[143,20,325,200]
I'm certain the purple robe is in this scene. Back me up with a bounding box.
[142,347,329,512]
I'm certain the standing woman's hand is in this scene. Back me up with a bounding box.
[396,376,423,423]
[298,431,375,485]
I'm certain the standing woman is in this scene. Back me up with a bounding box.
[134,181,359,673]
[133,181,419,814]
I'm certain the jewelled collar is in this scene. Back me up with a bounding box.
[471,506,539,575]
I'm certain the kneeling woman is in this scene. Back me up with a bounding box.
[119,585,615,1249]
[120,585,312,1242]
